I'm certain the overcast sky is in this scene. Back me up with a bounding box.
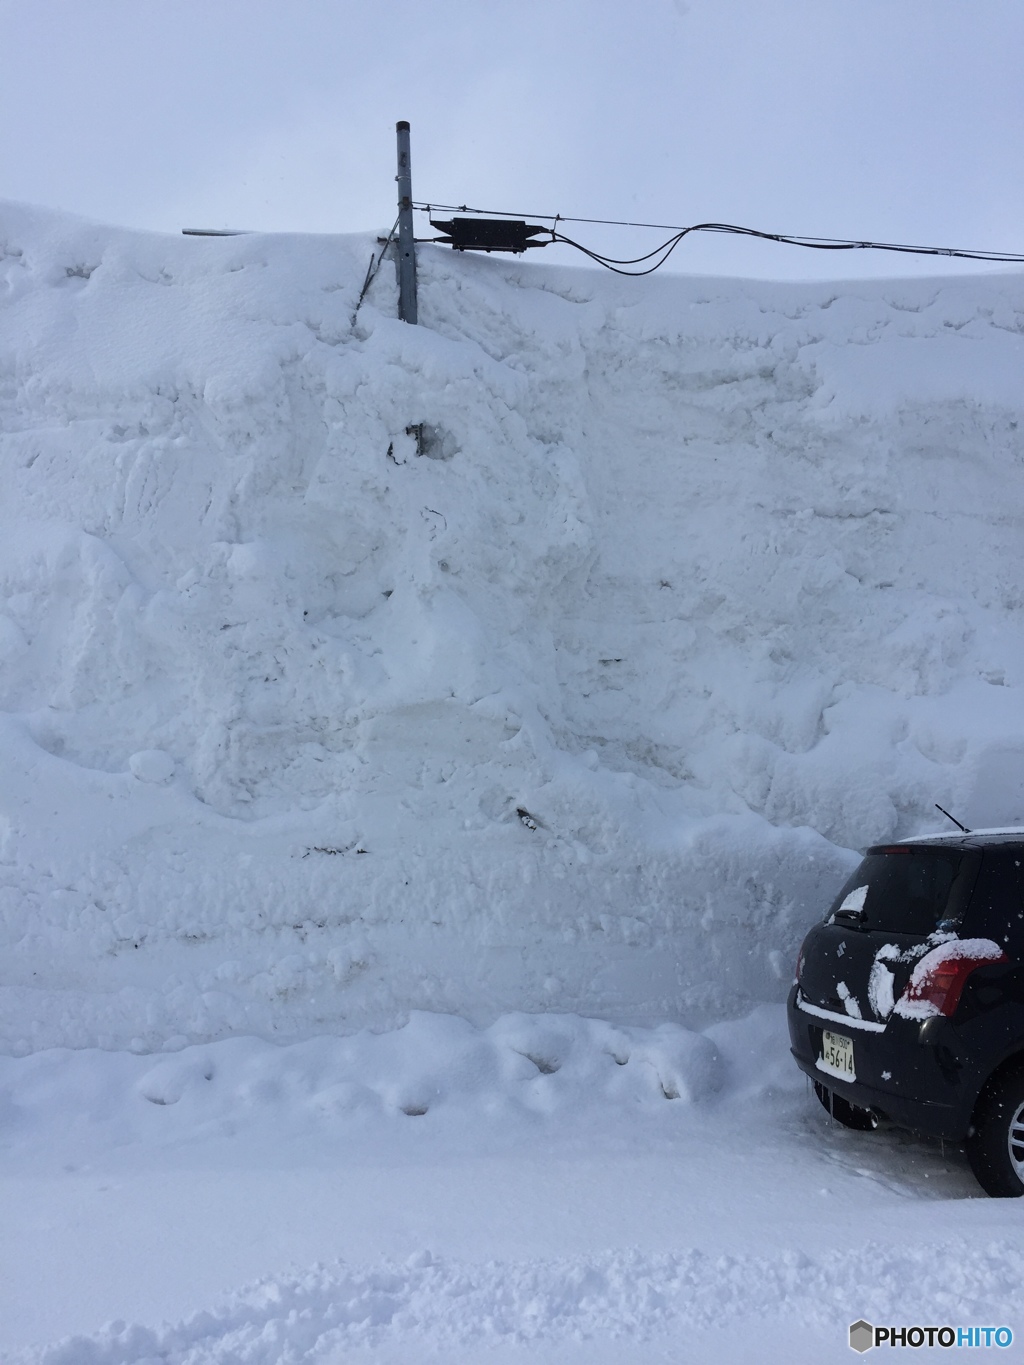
[2,0,1022,279]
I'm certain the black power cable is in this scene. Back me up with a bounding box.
[413,201,1024,275]
[550,230,688,276]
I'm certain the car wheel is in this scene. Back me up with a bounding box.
[965,1069,1024,1198]
[813,1080,878,1132]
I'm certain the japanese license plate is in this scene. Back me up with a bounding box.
[818,1029,856,1082]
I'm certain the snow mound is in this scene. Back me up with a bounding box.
[19,1239,1024,1364]
[3,200,1024,1046]
[0,1012,728,1147]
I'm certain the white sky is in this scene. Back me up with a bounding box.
[1,0,1022,279]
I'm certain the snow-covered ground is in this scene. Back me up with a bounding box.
[3,201,1024,1360]
[4,1007,1023,1364]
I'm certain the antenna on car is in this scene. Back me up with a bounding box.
[935,803,971,833]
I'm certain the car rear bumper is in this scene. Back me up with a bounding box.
[787,985,976,1140]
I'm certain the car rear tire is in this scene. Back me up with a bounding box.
[813,1080,878,1132]
[965,1069,1024,1198]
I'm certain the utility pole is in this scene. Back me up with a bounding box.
[395,121,417,324]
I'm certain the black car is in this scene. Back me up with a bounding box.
[788,830,1024,1196]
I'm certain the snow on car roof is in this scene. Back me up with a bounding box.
[896,828,1024,846]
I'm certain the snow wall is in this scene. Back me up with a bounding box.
[2,200,1024,1052]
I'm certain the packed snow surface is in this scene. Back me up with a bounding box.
[3,202,1024,1360]
[4,1006,1023,1364]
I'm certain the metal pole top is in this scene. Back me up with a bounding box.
[395,121,417,324]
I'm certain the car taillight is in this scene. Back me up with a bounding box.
[897,943,1007,1018]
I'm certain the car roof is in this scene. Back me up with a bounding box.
[871,827,1024,852]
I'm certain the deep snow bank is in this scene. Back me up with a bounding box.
[2,201,1024,1049]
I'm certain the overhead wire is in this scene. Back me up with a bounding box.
[549,231,689,276]
[413,201,1024,274]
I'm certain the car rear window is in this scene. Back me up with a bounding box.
[826,848,976,936]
